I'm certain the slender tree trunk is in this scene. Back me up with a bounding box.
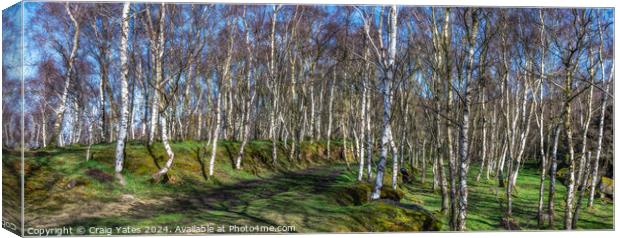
[51,3,80,147]
[572,151,592,228]
[548,125,560,227]
[365,85,373,182]
[436,103,449,213]
[86,124,93,161]
[327,74,335,159]
[99,66,107,142]
[269,5,281,164]
[152,113,175,180]
[563,70,577,230]
[236,22,255,169]
[40,106,47,147]
[569,46,597,227]
[476,90,487,182]
[588,21,611,208]
[357,75,367,181]
[575,50,596,193]
[421,139,427,184]
[589,67,611,207]
[148,88,158,145]
[456,11,478,230]
[370,5,397,200]
[209,92,222,176]
[114,2,131,185]
[149,3,174,182]
[536,9,547,226]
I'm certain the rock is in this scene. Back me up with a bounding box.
[120,194,135,202]
[331,183,372,206]
[380,187,404,202]
[361,200,441,231]
[65,179,87,189]
[598,176,614,199]
[556,167,569,186]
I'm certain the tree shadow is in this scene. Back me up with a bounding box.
[56,165,344,231]
[145,144,169,183]
[192,146,209,181]
[223,143,237,170]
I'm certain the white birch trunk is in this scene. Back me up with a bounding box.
[536,9,547,225]
[456,10,478,230]
[357,75,367,181]
[370,5,397,200]
[236,15,255,169]
[153,114,175,180]
[114,2,131,185]
[209,92,222,176]
[52,3,80,147]
[40,106,47,147]
[588,64,612,207]
[326,74,335,159]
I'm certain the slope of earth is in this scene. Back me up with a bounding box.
[13,140,439,235]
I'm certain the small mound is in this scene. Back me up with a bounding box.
[598,177,614,199]
[380,187,404,202]
[356,200,441,231]
[330,182,372,206]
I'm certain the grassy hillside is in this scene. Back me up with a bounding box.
[3,140,612,234]
[8,140,439,234]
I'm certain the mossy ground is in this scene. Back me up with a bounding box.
[6,140,438,234]
[401,163,613,231]
[1,149,22,235]
[3,141,612,233]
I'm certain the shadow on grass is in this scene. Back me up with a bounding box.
[191,146,209,182]
[58,165,345,233]
[146,144,169,183]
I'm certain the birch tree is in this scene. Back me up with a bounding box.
[114,2,131,185]
[50,3,81,147]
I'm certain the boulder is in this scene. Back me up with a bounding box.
[380,187,404,202]
[331,183,372,206]
[360,200,441,231]
[556,167,569,186]
[598,176,614,199]
[64,178,87,190]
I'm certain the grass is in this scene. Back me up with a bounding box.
[2,141,613,233]
[396,162,614,231]
[4,140,438,234]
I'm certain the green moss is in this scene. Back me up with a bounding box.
[599,177,613,198]
[556,167,569,185]
[352,201,441,231]
[12,141,612,232]
[17,140,436,233]
[330,182,372,206]
[404,162,613,230]
[380,187,405,201]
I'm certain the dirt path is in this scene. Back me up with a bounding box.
[52,165,348,232]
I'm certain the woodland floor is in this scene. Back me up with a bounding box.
[406,163,613,230]
[2,140,613,234]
